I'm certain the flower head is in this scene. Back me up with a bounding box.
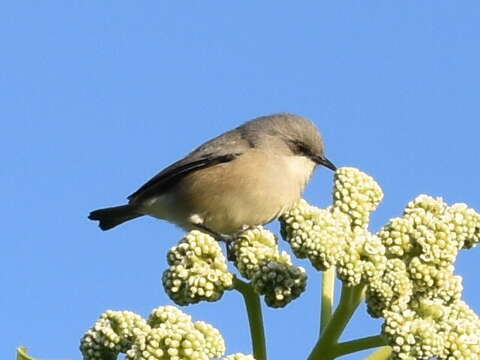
[80,311,150,360]
[333,166,383,229]
[232,227,307,307]
[163,231,233,305]
[81,306,226,360]
[280,167,480,359]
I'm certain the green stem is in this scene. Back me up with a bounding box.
[16,347,44,360]
[233,277,267,360]
[320,268,335,335]
[363,346,393,360]
[329,335,386,358]
[308,283,365,360]
[17,347,36,360]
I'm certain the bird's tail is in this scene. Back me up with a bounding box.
[88,205,142,231]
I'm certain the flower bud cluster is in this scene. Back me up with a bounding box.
[80,306,226,360]
[232,227,289,279]
[336,229,387,286]
[333,166,384,229]
[366,259,412,318]
[232,227,307,308]
[280,200,349,271]
[440,300,480,359]
[162,230,233,305]
[281,167,480,360]
[80,311,149,360]
[382,299,480,360]
[370,194,480,360]
[251,260,307,308]
[281,167,385,286]
[376,195,480,307]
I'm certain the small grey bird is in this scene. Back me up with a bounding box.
[89,113,336,236]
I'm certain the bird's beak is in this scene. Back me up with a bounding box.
[313,155,337,171]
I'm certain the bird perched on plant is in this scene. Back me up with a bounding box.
[89,113,336,238]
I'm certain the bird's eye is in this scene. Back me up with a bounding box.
[291,141,310,156]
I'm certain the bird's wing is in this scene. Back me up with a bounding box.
[128,127,250,201]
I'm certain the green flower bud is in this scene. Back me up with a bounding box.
[251,261,307,308]
[80,310,150,360]
[126,306,226,360]
[366,259,412,318]
[148,306,193,329]
[408,259,463,304]
[337,230,387,287]
[280,200,349,271]
[445,203,480,250]
[383,309,445,360]
[377,216,415,258]
[333,167,383,229]
[405,194,447,216]
[378,195,480,269]
[373,194,480,360]
[232,227,291,279]
[439,300,480,360]
[410,298,448,321]
[163,231,233,305]
[194,321,226,359]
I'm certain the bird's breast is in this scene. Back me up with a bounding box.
[139,151,316,234]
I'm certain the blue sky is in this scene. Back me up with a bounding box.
[1,2,479,359]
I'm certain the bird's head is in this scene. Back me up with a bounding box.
[244,113,337,171]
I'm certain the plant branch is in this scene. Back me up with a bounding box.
[16,347,42,360]
[233,277,267,360]
[329,335,386,358]
[363,346,393,360]
[308,283,365,360]
[320,267,335,335]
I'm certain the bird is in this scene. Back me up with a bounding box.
[89,113,336,239]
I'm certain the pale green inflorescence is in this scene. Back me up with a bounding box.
[382,299,480,360]
[232,227,290,279]
[80,306,226,360]
[376,194,480,359]
[440,300,480,360]
[280,166,480,360]
[366,259,412,318]
[280,200,350,271]
[336,228,387,287]
[280,167,385,287]
[80,310,150,360]
[251,260,307,308]
[162,230,234,306]
[232,227,307,308]
[222,353,256,360]
[376,194,479,313]
[333,167,384,230]
[127,306,225,360]
[164,221,308,309]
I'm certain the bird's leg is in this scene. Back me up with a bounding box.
[192,223,237,261]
